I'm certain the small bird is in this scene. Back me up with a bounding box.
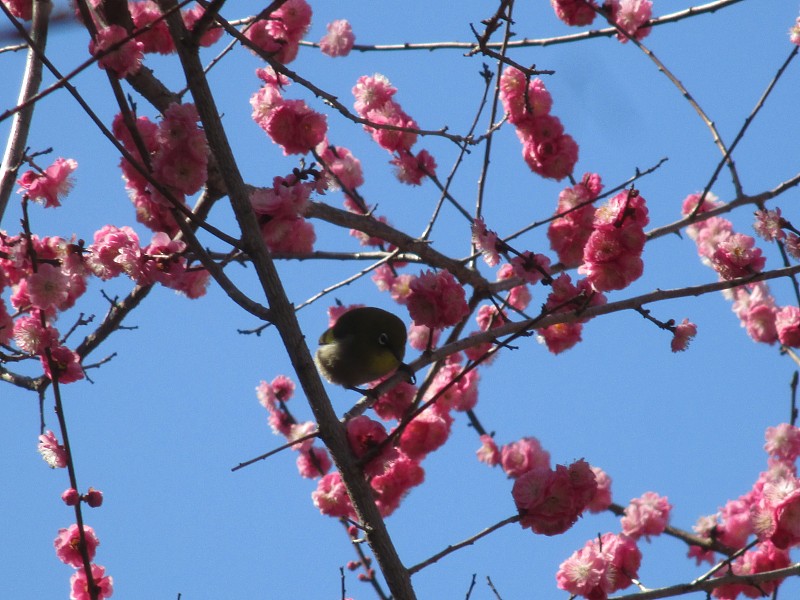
[315,306,414,390]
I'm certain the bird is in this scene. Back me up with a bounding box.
[315,306,414,391]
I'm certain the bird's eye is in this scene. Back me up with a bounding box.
[378,332,389,346]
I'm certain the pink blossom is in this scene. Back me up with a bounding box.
[87,225,142,280]
[621,491,672,540]
[17,157,77,207]
[538,322,583,354]
[786,234,800,260]
[775,306,800,347]
[130,1,174,54]
[711,233,766,280]
[476,434,501,466]
[62,488,80,506]
[346,416,389,459]
[406,322,440,351]
[243,0,312,64]
[370,453,425,517]
[731,283,778,344]
[513,460,597,535]
[352,74,397,114]
[424,355,479,412]
[296,447,332,478]
[557,533,641,599]
[69,563,114,600]
[510,251,551,285]
[372,381,416,421]
[89,24,144,78]
[556,543,606,597]
[407,269,469,329]
[547,172,602,264]
[320,19,355,57]
[517,113,579,181]
[551,0,598,26]
[263,100,328,155]
[791,16,800,46]
[13,314,57,354]
[152,103,209,196]
[362,106,418,153]
[316,143,364,190]
[717,496,755,549]
[391,149,437,185]
[312,472,355,518]
[586,466,613,513]
[182,4,223,47]
[753,208,786,242]
[499,69,553,125]
[682,191,721,218]
[604,0,652,42]
[83,488,103,508]
[0,299,13,345]
[671,318,698,352]
[399,406,452,460]
[765,423,800,463]
[260,216,316,253]
[712,541,789,599]
[38,430,67,468]
[54,524,99,567]
[500,436,551,478]
[579,190,649,292]
[40,345,84,383]
[3,0,32,20]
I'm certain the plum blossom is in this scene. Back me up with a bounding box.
[54,524,99,567]
[476,434,501,466]
[765,423,800,463]
[243,0,311,64]
[604,0,652,42]
[17,158,77,208]
[407,269,469,329]
[38,430,67,468]
[89,24,144,78]
[753,208,786,242]
[671,319,698,352]
[775,306,800,347]
[69,564,114,600]
[551,0,597,26]
[557,533,641,599]
[320,19,355,57]
[500,436,551,479]
[621,491,672,540]
[711,233,766,280]
[512,460,597,535]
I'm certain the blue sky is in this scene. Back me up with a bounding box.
[2,1,800,598]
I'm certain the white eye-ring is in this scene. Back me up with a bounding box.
[378,332,389,346]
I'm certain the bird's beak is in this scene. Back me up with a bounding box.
[397,362,416,385]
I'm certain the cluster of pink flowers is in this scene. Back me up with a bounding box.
[257,375,333,479]
[17,157,78,208]
[122,1,222,55]
[547,173,603,267]
[512,458,598,535]
[250,68,328,156]
[536,273,606,354]
[243,0,311,63]
[476,435,602,535]
[621,491,672,539]
[684,423,800,598]
[54,524,113,599]
[498,66,578,180]
[578,188,649,292]
[89,24,144,79]
[406,269,469,329]
[556,533,642,599]
[319,19,355,57]
[312,415,425,518]
[249,174,317,254]
[113,103,209,235]
[682,194,800,348]
[352,73,437,185]
[550,0,652,42]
